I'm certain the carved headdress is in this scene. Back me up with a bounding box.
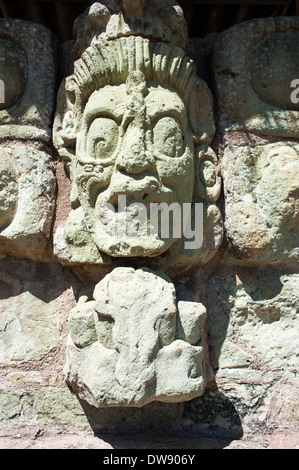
[54,0,215,159]
[53,0,222,269]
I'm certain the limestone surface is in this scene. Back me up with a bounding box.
[0,260,72,363]
[213,17,299,138]
[72,0,188,60]
[0,19,57,142]
[65,267,208,407]
[222,142,299,266]
[0,144,56,261]
[53,1,222,268]
[210,269,299,370]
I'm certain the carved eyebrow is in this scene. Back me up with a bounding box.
[146,107,188,131]
[83,89,127,124]
[84,106,125,125]
[87,112,122,126]
[150,109,185,123]
[145,93,187,124]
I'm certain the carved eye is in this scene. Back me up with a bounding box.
[153,116,184,158]
[88,117,119,160]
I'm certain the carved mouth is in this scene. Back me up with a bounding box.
[106,176,164,211]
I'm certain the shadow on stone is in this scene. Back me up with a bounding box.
[0,257,80,302]
[238,269,284,301]
[181,387,243,442]
[77,387,243,449]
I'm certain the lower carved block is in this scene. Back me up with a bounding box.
[65,267,208,407]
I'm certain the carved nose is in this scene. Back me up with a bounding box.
[116,125,155,175]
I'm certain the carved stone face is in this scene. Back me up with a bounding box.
[74,71,195,257]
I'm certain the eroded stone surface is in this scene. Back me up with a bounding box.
[53,1,222,269]
[0,390,35,426]
[0,259,75,363]
[210,270,299,370]
[213,17,299,138]
[0,144,56,261]
[65,267,208,407]
[0,19,57,142]
[72,0,188,59]
[222,142,299,266]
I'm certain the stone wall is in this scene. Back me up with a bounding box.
[0,2,298,448]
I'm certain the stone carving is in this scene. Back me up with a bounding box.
[52,1,222,407]
[213,17,299,138]
[0,19,57,261]
[53,0,223,269]
[0,19,57,142]
[0,144,57,261]
[65,267,208,407]
[0,152,18,232]
[222,142,299,266]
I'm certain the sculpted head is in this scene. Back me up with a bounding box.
[54,35,220,261]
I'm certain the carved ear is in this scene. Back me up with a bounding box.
[193,145,221,202]
[53,78,77,165]
[188,77,215,145]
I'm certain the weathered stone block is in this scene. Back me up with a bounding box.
[65,267,209,407]
[0,19,57,142]
[0,259,75,363]
[0,390,35,426]
[0,144,56,261]
[37,387,89,429]
[210,270,299,370]
[222,142,299,266]
[213,17,299,138]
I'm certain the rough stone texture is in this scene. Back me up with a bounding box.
[0,390,35,426]
[208,268,299,371]
[37,387,90,429]
[0,143,57,261]
[221,142,299,266]
[0,5,298,451]
[0,258,77,364]
[0,19,57,142]
[72,0,189,60]
[65,267,209,407]
[53,1,222,271]
[213,17,299,138]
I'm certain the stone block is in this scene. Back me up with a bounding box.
[213,17,299,138]
[0,19,57,142]
[0,259,74,363]
[222,142,299,266]
[0,390,35,426]
[37,387,89,429]
[211,270,299,371]
[65,267,209,408]
[0,144,56,261]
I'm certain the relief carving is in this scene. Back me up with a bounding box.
[222,142,299,266]
[65,267,209,407]
[213,17,299,138]
[0,19,57,141]
[0,19,57,261]
[52,0,222,407]
[53,1,223,269]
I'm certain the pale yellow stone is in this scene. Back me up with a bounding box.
[65,267,208,407]
[53,2,222,269]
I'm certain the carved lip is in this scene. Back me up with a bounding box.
[105,175,169,209]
